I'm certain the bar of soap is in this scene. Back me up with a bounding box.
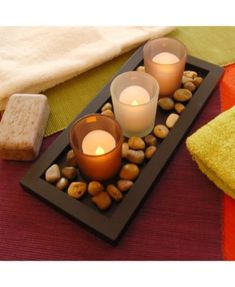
[0,94,50,161]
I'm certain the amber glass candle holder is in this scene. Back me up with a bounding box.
[144,37,187,97]
[69,114,123,181]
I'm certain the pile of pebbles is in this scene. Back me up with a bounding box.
[44,135,152,211]
[44,68,203,211]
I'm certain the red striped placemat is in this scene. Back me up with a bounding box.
[0,86,223,260]
[220,64,235,260]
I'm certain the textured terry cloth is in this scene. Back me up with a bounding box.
[0,86,222,260]
[186,107,235,199]
[220,64,235,260]
[0,26,174,111]
[169,27,235,66]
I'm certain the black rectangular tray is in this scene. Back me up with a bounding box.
[20,45,223,244]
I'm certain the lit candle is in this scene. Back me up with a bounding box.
[144,37,187,97]
[82,130,116,155]
[119,85,150,106]
[152,52,180,65]
[69,114,122,181]
[111,71,159,138]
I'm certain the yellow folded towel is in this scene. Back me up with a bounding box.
[186,106,235,199]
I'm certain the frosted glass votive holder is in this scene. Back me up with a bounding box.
[111,71,159,138]
[144,37,187,97]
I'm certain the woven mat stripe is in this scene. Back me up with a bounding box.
[220,64,235,260]
[44,27,235,137]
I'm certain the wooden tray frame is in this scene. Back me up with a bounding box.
[20,45,224,244]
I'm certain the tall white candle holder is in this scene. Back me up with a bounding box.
[111,71,159,137]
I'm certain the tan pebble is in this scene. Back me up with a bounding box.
[106,184,123,202]
[184,81,196,92]
[173,89,192,102]
[136,66,145,72]
[122,142,129,158]
[193,76,203,87]
[66,150,78,167]
[67,182,87,199]
[166,113,180,129]
[62,166,77,180]
[45,164,61,183]
[119,164,140,180]
[182,76,194,85]
[183,70,198,79]
[174,103,185,114]
[101,102,113,112]
[158,97,175,111]
[117,180,134,192]
[153,124,169,139]
[92,191,112,210]
[56,177,69,190]
[126,149,145,164]
[88,181,104,196]
[144,134,157,146]
[128,136,145,150]
[145,146,157,159]
[101,109,114,118]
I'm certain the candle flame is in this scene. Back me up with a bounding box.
[95,146,105,155]
[131,100,139,106]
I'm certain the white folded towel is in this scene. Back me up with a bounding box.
[0,26,174,110]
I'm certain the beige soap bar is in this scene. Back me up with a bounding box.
[0,94,50,161]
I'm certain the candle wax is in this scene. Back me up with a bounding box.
[82,130,116,155]
[119,85,150,105]
[152,52,180,64]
